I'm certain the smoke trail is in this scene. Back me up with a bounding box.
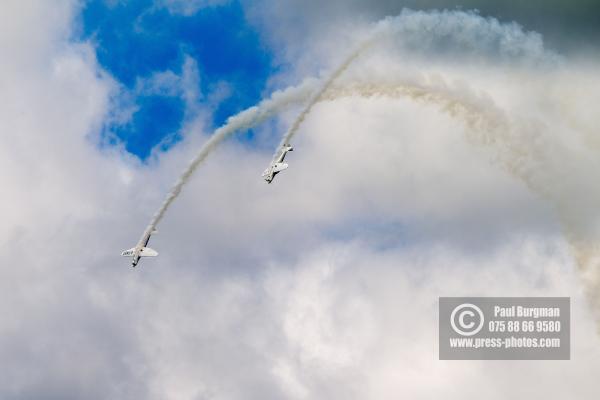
[275,7,557,154]
[136,80,320,245]
[321,80,506,133]
[321,80,537,191]
[317,80,539,212]
[277,42,372,149]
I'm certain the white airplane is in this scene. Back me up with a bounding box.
[262,144,293,184]
[121,228,158,267]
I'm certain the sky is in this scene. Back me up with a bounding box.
[3,0,600,399]
[80,0,274,158]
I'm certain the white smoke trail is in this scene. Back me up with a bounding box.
[277,42,371,149]
[137,79,320,245]
[375,10,557,65]
[275,7,557,153]
[321,80,506,132]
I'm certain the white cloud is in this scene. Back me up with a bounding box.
[2,2,600,400]
[134,55,201,105]
[156,0,231,16]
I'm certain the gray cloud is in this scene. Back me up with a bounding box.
[244,0,600,57]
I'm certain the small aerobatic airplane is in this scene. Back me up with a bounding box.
[262,144,293,184]
[121,228,158,267]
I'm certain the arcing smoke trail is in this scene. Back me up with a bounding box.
[137,80,318,244]
[321,81,506,135]
[275,5,546,148]
[276,7,555,152]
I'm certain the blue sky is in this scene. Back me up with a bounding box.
[80,0,275,159]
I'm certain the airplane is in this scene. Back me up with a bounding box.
[121,228,158,267]
[262,144,293,184]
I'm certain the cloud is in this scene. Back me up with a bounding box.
[244,0,600,56]
[156,0,231,16]
[3,2,600,400]
[132,55,202,118]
